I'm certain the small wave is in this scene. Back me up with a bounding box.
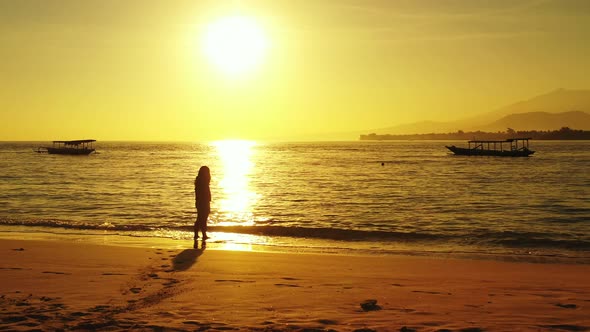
[2,217,590,252]
[0,218,152,231]
[0,218,441,241]
[206,225,442,241]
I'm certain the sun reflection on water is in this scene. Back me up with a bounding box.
[211,140,258,226]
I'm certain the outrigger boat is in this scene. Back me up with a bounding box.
[446,138,534,157]
[36,139,96,155]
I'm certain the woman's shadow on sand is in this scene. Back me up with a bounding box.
[172,241,206,271]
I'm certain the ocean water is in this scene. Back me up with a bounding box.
[1,140,589,261]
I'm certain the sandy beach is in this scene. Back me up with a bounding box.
[1,239,589,332]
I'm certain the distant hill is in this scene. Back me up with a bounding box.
[372,89,590,134]
[480,111,590,132]
[484,88,590,119]
[371,121,455,135]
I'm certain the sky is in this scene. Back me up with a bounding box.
[1,0,589,141]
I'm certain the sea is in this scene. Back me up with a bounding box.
[1,140,589,263]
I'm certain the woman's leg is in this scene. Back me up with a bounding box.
[193,218,204,240]
[196,211,209,239]
[200,212,209,240]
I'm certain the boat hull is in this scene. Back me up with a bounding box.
[446,145,534,157]
[46,147,95,155]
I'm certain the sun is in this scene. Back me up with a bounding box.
[202,15,268,77]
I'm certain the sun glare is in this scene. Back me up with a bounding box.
[202,16,268,77]
[212,140,258,225]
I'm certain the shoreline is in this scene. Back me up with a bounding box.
[2,237,590,331]
[1,228,590,266]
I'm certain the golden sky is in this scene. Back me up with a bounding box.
[1,0,589,141]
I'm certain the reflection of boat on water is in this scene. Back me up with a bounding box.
[36,140,96,155]
[446,138,534,157]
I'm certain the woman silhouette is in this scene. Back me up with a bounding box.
[194,166,211,240]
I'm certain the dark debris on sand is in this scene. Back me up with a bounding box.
[400,327,417,332]
[555,303,579,309]
[360,299,382,311]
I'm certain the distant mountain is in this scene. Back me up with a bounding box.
[486,88,590,118]
[372,89,590,134]
[480,111,590,132]
[371,121,455,135]
[463,88,590,127]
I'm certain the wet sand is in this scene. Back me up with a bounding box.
[1,238,589,331]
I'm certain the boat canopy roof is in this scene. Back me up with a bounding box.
[53,139,96,145]
[468,138,532,143]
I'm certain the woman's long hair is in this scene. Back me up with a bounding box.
[195,166,211,187]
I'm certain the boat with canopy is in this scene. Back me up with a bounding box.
[36,140,96,155]
[446,138,534,157]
